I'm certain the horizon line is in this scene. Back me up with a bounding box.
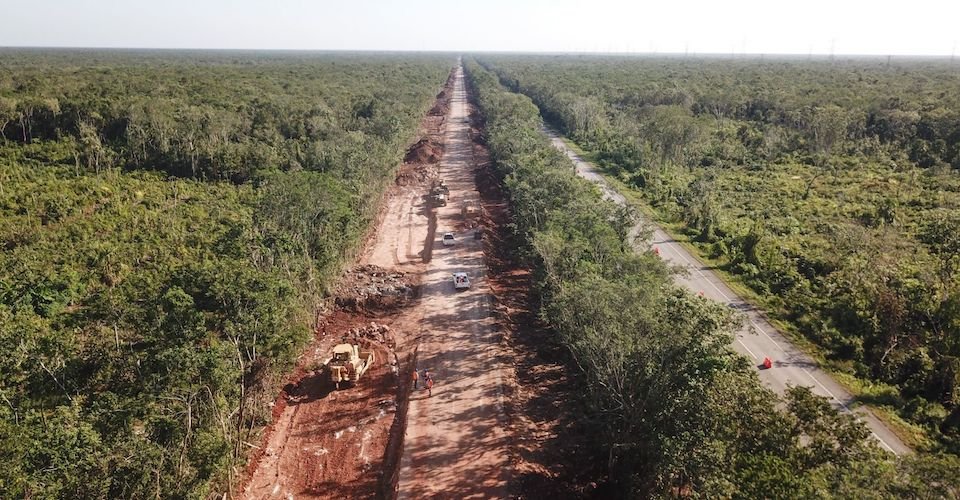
[0,45,958,60]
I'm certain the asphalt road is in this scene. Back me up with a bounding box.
[544,128,911,456]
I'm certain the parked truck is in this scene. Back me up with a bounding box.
[324,344,375,389]
[430,180,449,207]
[461,200,479,219]
[432,179,450,196]
[453,272,471,290]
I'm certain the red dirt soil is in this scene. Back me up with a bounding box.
[239,63,600,499]
[241,311,400,499]
[468,75,603,500]
[238,69,455,500]
[402,138,443,164]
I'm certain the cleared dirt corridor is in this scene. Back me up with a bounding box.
[397,66,511,498]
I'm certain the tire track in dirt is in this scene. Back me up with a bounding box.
[239,67,455,500]
[396,64,512,499]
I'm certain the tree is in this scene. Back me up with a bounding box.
[799,105,850,198]
[0,97,16,140]
[683,176,720,242]
[77,120,110,173]
[920,212,960,287]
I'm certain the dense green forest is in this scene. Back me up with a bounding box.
[465,57,960,498]
[0,49,451,497]
[478,54,960,450]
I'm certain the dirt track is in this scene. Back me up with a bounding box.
[241,70,451,499]
[397,65,511,498]
[242,63,530,499]
[242,64,514,499]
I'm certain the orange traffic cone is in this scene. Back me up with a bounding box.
[762,357,773,369]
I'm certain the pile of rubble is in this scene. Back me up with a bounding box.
[395,162,437,186]
[336,265,416,311]
[343,321,396,348]
[403,138,443,164]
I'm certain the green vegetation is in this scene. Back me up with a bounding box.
[0,49,450,497]
[478,54,960,451]
[465,58,960,497]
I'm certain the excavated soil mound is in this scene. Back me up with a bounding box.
[403,138,443,164]
[336,265,418,312]
[468,85,601,498]
[395,162,437,186]
[427,99,448,117]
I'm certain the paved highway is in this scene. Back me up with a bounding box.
[544,127,911,456]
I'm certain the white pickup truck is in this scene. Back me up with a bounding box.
[452,272,470,290]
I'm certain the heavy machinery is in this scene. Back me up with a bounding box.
[432,179,450,196]
[430,180,449,207]
[324,344,375,389]
[461,199,479,219]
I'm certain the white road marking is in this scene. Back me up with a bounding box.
[800,367,896,453]
[736,338,759,360]
[546,127,906,455]
[748,320,787,354]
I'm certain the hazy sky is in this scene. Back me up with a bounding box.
[2,0,958,56]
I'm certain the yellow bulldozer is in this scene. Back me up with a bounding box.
[324,344,375,389]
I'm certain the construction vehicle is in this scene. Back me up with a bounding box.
[430,180,449,207]
[432,179,450,196]
[461,199,479,219]
[324,344,375,389]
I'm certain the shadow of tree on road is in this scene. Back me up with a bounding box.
[471,112,604,498]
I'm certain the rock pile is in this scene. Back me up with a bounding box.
[336,265,416,311]
[344,321,395,348]
[395,162,437,186]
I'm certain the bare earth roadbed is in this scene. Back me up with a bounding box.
[396,65,512,499]
[239,70,455,499]
[242,64,595,500]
